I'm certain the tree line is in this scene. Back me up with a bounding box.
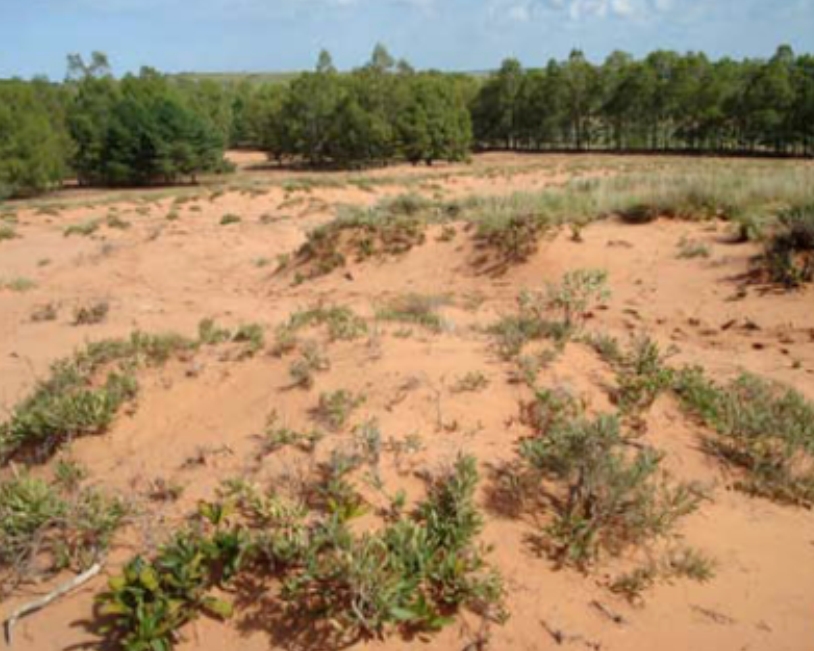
[473,46,814,155]
[1,44,813,199]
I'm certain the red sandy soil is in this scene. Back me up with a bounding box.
[1,152,813,651]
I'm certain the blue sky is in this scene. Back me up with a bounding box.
[1,0,813,79]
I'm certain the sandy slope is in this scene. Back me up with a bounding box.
[1,152,813,651]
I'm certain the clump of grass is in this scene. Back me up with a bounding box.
[314,390,365,431]
[0,224,18,241]
[375,294,449,333]
[105,215,131,230]
[73,300,110,326]
[528,268,611,331]
[677,236,711,259]
[609,564,659,602]
[232,323,265,358]
[146,478,185,502]
[220,213,242,226]
[487,314,556,360]
[489,269,610,359]
[198,318,232,345]
[64,219,101,237]
[1,473,126,595]
[296,200,427,278]
[610,547,715,603]
[674,367,814,505]
[764,203,814,287]
[613,336,674,415]
[518,412,703,568]
[451,371,490,393]
[583,331,624,365]
[474,212,550,264]
[273,304,367,355]
[197,319,265,358]
[258,414,324,455]
[665,546,716,582]
[289,342,330,389]
[1,277,37,292]
[0,332,195,462]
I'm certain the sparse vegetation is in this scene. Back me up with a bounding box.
[1,277,37,292]
[296,199,428,277]
[1,472,125,595]
[274,304,367,355]
[674,367,814,505]
[613,336,674,415]
[73,300,110,326]
[232,322,265,357]
[96,504,242,651]
[314,390,365,431]
[289,342,330,389]
[279,455,505,642]
[376,293,449,332]
[64,219,100,237]
[0,331,196,462]
[677,236,711,259]
[220,213,242,226]
[764,203,814,287]
[105,214,131,230]
[452,371,490,393]
[518,411,703,568]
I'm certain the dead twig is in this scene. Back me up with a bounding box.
[3,562,103,646]
[590,600,626,625]
[691,604,736,625]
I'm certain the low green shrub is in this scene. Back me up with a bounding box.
[674,368,814,505]
[765,203,814,287]
[1,474,125,594]
[520,413,702,568]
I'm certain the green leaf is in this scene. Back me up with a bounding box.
[202,597,234,619]
[389,606,418,622]
[139,566,160,592]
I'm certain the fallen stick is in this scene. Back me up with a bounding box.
[590,600,626,625]
[3,562,103,646]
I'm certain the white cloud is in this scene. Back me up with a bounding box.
[488,0,679,22]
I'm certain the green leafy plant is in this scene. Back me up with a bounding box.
[97,508,242,651]
[280,456,505,643]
